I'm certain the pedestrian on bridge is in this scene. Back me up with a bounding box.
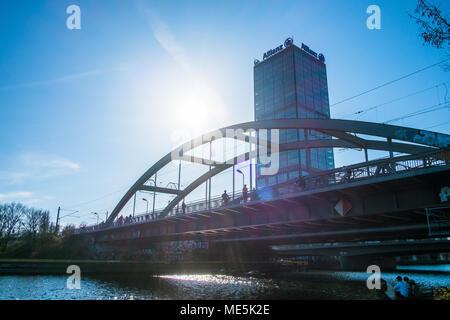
[344,167,352,181]
[182,200,186,214]
[222,190,230,206]
[242,184,248,202]
[296,176,306,190]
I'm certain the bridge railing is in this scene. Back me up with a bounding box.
[426,206,450,236]
[74,191,251,233]
[296,148,449,191]
[75,149,449,234]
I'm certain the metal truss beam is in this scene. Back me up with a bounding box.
[139,185,181,195]
[106,119,449,224]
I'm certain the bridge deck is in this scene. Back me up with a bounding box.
[77,149,450,245]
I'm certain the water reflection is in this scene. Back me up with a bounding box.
[156,274,273,299]
[0,266,448,300]
[397,264,450,272]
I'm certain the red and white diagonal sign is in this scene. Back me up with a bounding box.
[334,199,352,216]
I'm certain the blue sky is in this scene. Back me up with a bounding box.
[0,0,449,226]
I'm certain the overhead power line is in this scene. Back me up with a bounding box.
[331,58,450,107]
[334,102,449,156]
[339,81,450,119]
[425,121,450,129]
[383,102,449,124]
[63,186,129,210]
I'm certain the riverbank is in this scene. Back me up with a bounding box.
[0,259,291,275]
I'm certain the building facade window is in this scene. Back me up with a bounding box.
[254,43,335,191]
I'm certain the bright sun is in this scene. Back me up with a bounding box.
[172,80,225,136]
[176,95,208,131]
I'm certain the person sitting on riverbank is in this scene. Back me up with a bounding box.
[404,276,418,299]
[404,276,411,297]
[377,279,389,300]
[382,278,396,300]
[394,276,408,299]
[410,279,419,298]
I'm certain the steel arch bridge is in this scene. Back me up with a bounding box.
[105,118,450,225]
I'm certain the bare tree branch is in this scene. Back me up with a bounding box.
[409,0,450,49]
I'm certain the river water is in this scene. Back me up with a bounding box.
[0,265,449,300]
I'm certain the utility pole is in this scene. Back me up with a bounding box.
[152,173,157,217]
[55,206,61,234]
[132,193,136,217]
[248,133,253,193]
[249,161,253,193]
[177,160,181,212]
[232,165,235,200]
[208,141,212,210]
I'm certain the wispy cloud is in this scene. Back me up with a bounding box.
[0,191,55,205]
[0,191,34,201]
[0,70,105,91]
[21,154,80,171]
[0,64,132,91]
[0,153,80,184]
[148,12,192,72]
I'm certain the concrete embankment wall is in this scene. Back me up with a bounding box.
[0,259,286,275]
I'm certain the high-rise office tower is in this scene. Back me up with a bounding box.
[254,38,335,192]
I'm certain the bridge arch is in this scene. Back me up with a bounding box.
[106,119,450,224]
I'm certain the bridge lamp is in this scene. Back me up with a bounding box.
[236,169,245,189]
[91,212,100,224]
[142,198,149,214]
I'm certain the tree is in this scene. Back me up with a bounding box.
[0,202,26,251]
[62,224,76,236]
[24,208,41,236]
[410,0,450,49]
[38,210,51,235]
[0,204,6,238]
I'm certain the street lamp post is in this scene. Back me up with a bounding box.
[142,198,149,215]
[236,168,248,202]
[236,169,245,189]
[148,177,157,217]
[132,193,136,217]
[91,212,99,224]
